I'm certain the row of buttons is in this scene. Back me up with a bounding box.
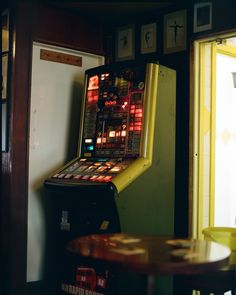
[52,173,113,183]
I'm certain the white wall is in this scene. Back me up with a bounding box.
[27,42,104,282]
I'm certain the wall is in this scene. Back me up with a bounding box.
[27,43,104,282]
[103,3,190,238]
[1,2,104,295]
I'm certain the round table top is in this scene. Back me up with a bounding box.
[67,233,231,275]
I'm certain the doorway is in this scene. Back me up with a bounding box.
[214,47,236,227]
[27,42,104,283]
[191,34,236,238]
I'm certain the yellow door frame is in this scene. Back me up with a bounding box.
[190,35,236,239]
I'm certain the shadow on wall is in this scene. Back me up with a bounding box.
[65,80,83,161]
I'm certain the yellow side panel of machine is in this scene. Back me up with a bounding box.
[116,64,176,236]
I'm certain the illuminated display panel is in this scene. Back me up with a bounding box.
[52,158,133,183]
[82,66,146,158]
[51,65,147,183]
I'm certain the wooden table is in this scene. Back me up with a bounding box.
[66,233,231,294]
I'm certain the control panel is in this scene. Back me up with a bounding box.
[47,63,154,186]
[52,157,134,183]
[82,65,146,158]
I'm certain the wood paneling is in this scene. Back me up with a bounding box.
[32,4,104,55]
[1,2,104,295]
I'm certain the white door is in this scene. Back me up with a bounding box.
[27,42,104,282]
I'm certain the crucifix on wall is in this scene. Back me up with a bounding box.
[169,21,183,45]
[164,9,187,54]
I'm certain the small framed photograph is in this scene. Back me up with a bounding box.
[141,23,157,54]
[194,2,212,33]
[116,24,135,61]
[2,9,9,52]
[2,54,8,100]
[163,9,187,54]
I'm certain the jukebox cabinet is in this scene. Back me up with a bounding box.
[44,61,176,294]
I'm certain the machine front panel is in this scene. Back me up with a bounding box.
[49,64,148,185]
[82,65,146,158]
[51,157,134,184]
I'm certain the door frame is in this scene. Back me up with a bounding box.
[189,31,236,238]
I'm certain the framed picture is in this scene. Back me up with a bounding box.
[164,9,187,54]
[2,54,8,100]
[141,23,157,54]
[116,24,135,61]
[193,2,212,33]
[2,9,9,52]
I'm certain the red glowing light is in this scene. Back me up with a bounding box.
[97,176,105,182]
[87,90,98,103]
[136,108,142,113]
[103,176,112,182]
[88,75,99,90]
[105,100,116,106]
[90,175,98,181]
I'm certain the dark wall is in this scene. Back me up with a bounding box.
[1,2,104,295]
[102,3,191,237]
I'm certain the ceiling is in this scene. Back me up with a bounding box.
[48,1,179,20]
